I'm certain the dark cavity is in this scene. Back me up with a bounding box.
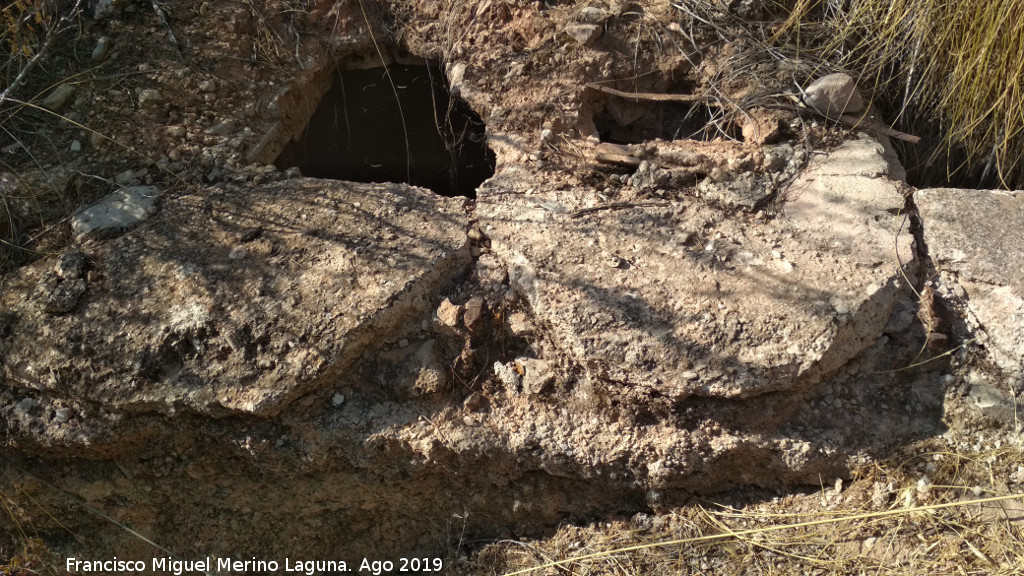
[275,63,494,198]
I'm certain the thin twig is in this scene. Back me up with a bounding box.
[572,201,671,218]
[837,112,921,143]
[0,24,60,109]
[585,83,723,105]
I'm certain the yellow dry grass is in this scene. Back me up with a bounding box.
[773,0,1024,189]
[463,437,1024,576]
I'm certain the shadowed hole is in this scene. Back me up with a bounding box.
[275,62,494,198]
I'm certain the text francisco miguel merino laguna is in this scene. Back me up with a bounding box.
[66,556,443,574]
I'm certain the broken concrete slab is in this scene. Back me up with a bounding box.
[1,179,471,416]
[915,188,1024,388]
[478,136,913,400]
[71,185,162,241]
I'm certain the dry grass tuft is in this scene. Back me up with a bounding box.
[772,0,1024,189]
[460,439,1024,576]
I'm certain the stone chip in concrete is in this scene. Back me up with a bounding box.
[71,185,162,241]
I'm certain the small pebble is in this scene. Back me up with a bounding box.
[91,36,112,61]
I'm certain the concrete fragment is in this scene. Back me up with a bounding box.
[516,357,554,395]
[479,136,913,400]
[436,298,462,329]
[915,188,1024,386]
[37,275,86,314]
[494,361,521,389]
[71,185,161,241]
[2,179,471,415]
[54,249,86,280]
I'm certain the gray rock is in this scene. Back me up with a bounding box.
[967,384,1018,423]
[205,120,236,136]
[803,73,866,118]
[91,36,112,62]
[91,0,116,18]
[71,185,162,241]
[41,84,76,112]
[114,169,138,185]
[16,398,37,414]
[479,136,914,400]
[138,89,164,108]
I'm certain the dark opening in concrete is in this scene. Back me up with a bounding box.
[275,63,494,198]
[594,100,722,144]
[591,79,735,144]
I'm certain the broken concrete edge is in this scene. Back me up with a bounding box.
[2,179,477,421]
[912,187,1024,398]
[246,47,440,167]
[246,239,474,418]
[481,136,916,405]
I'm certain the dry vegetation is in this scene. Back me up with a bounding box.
[461,438,1024,575]
[771,0,1024,189]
